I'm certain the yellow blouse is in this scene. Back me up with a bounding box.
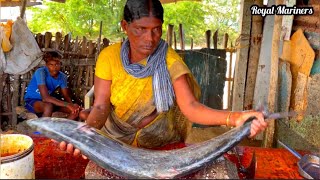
[95,42,200,148]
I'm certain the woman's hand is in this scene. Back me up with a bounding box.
[51,140,87,159]
[234,111,268,138]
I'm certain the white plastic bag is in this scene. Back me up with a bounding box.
[4,17,43,75]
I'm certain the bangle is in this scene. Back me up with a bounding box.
[64,102,68,107]
[226,112,232,127]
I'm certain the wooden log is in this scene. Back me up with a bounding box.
[179,24,185,50]
[44,32,52,49]
[205,30,211,49]
[222,33,229,49]
[213,30,218,49]
[244,0,263,110]
[262,0,283,148]
[232,0,253,111]
[167,24,174,48]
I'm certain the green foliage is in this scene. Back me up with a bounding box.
[27,0,126,41]
[27,0,240,47]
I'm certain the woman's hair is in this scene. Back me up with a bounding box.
[123,0,164,23]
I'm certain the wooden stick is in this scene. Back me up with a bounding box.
[205,30,212,49]
[179,24,185,50]
[223,33,229,49]
[190,38,193,50]
[20,0,27,19]
[213,30,218,49]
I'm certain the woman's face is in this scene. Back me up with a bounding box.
[121,16,162,61]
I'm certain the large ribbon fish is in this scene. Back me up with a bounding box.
[26,111,295,179]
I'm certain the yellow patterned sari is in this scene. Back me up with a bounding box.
[95,43,200,148]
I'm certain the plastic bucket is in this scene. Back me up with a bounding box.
[0,134,35,179]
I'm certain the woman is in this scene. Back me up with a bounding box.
[59,0,268,177]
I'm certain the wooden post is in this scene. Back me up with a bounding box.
[20,0,27,19]
[96,21,103,61]
[0,74,7,125]
[262,0,284,148]
[179,24,185,50]
[44,32,52,49]
[213,30,218,49]
[223,33,229,49]
[173,31,177,50]
[227,49,234,110]
[232,0,253,111]
[36,33,44,48]
[88,40,95,56]
[81,36,87,56]
[64,33,71,52]
[244,0,264,110]
[11,75,20,128]
[55,32,62,50]
[205,30,211,49]
[167,24,174,48]
[190,38,193,50]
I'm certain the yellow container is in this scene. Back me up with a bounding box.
[0,134,35,179]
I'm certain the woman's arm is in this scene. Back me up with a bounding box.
[173,74,267,137]
[85,76,112,129]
